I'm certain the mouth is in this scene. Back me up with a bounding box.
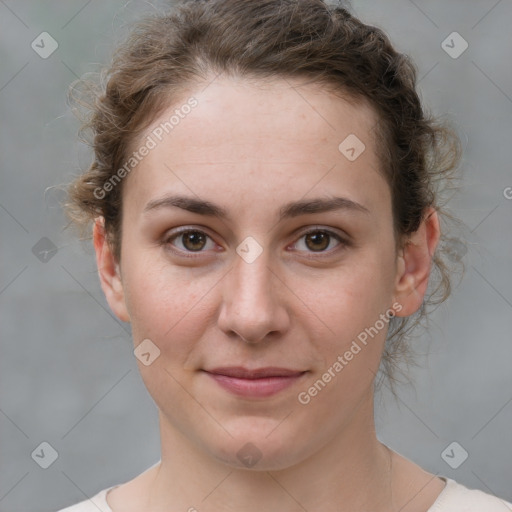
[202,367,308,398]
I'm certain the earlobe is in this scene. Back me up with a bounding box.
[392,207,441,317]
[92,217,130,323]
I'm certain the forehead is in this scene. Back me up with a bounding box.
[123,76,388,217]
[162,76,379,155]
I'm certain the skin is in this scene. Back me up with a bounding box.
[93,76,445,511]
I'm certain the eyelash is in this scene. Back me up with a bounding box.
[161,226,350,259]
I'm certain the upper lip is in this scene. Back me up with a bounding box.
[205,367,306,379]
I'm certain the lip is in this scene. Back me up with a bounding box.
[203,367,307,398]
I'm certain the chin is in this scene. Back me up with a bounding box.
[201,417,313,471]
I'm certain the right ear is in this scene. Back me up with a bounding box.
[92,217,130,323]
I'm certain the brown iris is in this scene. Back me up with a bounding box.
[304,231,330,252]
[181,231,207,251]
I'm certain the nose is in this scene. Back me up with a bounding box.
[217,250,290,344]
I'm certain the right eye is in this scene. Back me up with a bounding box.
[163,228,218,257]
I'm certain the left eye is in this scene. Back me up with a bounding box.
[292,229,344,253]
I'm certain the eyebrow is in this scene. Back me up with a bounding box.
[143,194,371,222]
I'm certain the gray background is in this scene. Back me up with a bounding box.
[1,1,511,511]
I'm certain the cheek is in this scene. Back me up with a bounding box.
[297,251,397,404]
[296,265,393,413]
[309,254,395,339]
[122,252,208,348]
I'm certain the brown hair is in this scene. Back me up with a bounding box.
[65,0,466,395]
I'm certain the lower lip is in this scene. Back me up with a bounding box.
[205,372,306,398]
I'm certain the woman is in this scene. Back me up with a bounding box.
[59,0,511,510]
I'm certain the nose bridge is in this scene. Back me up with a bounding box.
[218,245,287,343]
[233,248,273,304]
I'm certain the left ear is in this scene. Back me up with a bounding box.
[392,207,441,317]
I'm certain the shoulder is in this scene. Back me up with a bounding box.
[429,477,512,511]
[55,486,116,512]
[54,460,160,512]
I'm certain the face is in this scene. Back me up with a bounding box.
[95,76,436,470]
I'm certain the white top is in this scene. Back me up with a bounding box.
[56,466,512,512]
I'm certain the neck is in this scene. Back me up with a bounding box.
[145,389,395,512]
